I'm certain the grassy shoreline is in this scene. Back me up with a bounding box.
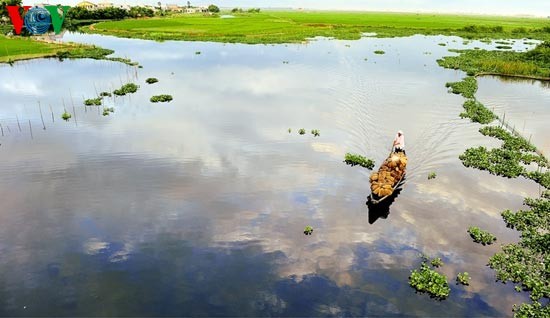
[84,11,550,44]
[0,36,138,65]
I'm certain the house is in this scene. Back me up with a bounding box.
[167,4,184,12]
[185,6,208,13]
[75,1,97,10]
[96,1,114,9]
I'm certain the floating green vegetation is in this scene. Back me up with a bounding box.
[54,46,138,66]
[489,197,550,316]
[495,40,512,45]
[344,153,375,169]
[428,172,437,180]
[84,97,102,106]
[311,129,320,137]
[303,226,314,235]
[437,42,550,78]
[374,50,385,54]
[150,94,173,103]
[113,83,139,96]
[61,111,72,121]
[456,272,471,285]
[460,99,496,124]
[409,257,450,300]
[100,91,112,97]
[195,51,201,55]
[288,128,292,133]
[430,257,443,267]
[438,43,446,46]
[145,77,159,84]
[479,126,536,152]
[445,76,477,98]
[460,146,526,178]
[282,60,289,64]
[102,107,115,116]
[496,45,513,50]
[467,226,497,245]
[298,128,306,135]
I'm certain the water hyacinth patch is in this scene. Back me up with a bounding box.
[61,111,71,121]
[374,50,385,54]
[311,129,320,137]
[409,259,450,300]
[146,78,159,84]
[102,107,115,116]
[428,172,437,180]
[456,272,471,285]
[100,91,112,97]
[445,76,478,98]
[431,257,443,267]
[150,95,173,103]
[460,99,496,124]
[84,97,102,106]
[344,153,375,169]
[467,226,496,245]
[113,83,139,96]
[303,226,313,235]
[298,128,306,135]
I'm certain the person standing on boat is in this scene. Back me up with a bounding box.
[393,130,405,154]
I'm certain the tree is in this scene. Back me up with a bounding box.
[1,0,23,19]
[207,4,219,13]
[187,1,190,8]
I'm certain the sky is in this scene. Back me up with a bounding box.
[26,0,550,16]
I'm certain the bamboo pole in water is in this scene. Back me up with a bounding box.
[28,120,33,139]
[49,104,54,122]
[38,102,45,130]
[16,115,21,132]
[0,123,3,136]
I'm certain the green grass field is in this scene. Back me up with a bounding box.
[88,11,550,43]
[0,36,66,63]
[0,35,138,65]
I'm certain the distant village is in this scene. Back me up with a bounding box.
[74,1,211,13]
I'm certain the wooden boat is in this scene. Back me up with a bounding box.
[368,151,407,204]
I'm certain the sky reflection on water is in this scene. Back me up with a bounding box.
[0,34,545,316]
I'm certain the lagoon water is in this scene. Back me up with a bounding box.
[0,33,547,316]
